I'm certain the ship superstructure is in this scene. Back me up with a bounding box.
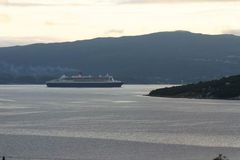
[46,74,123,88]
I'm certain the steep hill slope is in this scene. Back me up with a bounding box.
[0,31,240,83]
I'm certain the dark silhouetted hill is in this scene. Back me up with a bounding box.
[149,74,240,99]
[0,31,240,84]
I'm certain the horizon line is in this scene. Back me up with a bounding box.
[1,30,239,48]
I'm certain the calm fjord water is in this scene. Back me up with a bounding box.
[0,85,240,160]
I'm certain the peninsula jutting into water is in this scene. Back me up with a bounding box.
[149,74,240,100]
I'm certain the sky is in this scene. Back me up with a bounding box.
[0,0,240,47]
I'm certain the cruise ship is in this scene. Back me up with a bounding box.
[46,74,123,88]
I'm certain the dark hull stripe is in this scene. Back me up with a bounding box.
[46,82,124,88]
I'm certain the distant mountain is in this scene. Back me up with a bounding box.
[0,31,240,84]
[148,74,240,100]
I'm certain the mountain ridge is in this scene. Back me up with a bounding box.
[0,31,240,84]
[2,30,239,48]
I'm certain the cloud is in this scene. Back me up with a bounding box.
[0,0,83,7]
[0,0,239,6]
[0,0,7,3]
[0,0,7,4]
[44,20,78,27]
[0,14,10,23]
[117,0,240,4]
[223,29,240,36]
[0,36,64,47]
[104,29,124,36]
[45,21,56,26]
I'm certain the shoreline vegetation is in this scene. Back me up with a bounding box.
[148,74,240,100]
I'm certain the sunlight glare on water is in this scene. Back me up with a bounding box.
[0,85,240,160]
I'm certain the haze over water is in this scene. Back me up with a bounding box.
[0,85,240,160]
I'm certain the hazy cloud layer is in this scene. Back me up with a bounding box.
[104,29,124,35]
[0,0,239,47]
[0,0,83,7]
[0,36,63,47]
[1,0,240,7]
[118,0,240,4]
[224,29,240,36]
